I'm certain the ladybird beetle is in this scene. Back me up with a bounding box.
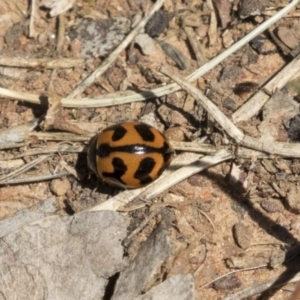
[87,122,174,189]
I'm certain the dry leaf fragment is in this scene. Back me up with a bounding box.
[157,40,188,70]
[135,33,156,55]
[239,0,269,19]
[213,0,233,29]
[145,11,174,38]
[41,0,76,17]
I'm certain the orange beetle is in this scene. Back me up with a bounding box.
[87,122,174,189]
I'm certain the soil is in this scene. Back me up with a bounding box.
[1,0,300,299]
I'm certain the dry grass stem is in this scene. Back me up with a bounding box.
[199,264,267,291]
[223,272,300,300]
[184,26,207,66]
[57,13,66,54]
[88,149,231,212]
[161,67,300,158]
[0,142,27,150]
[29,0,37,38]
[0,172,71,185]
[136,149,232,201]
[15,144,85,157]
[0,155,50,183]
[32,132,93,142]
[0,57,84,69]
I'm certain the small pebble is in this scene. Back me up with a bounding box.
[51,178,71,196]
[261,199,284,213]
[213,274,241,291]
[233,222,251,249]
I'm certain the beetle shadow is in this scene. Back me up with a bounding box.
[156,100,203,129]
[74,147,124,198]
[202,169,300,299]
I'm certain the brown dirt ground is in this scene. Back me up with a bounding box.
[1,0,300,299]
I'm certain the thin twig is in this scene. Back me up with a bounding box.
[0,57,84,69]
[0,172,71,185]
[160,66,300,158]
[199,264,267,290]
[14,144,85,158]
[57,13,66,55]
[184,26,207,66]
[196,207,215,231]
[32,131,93,141]
[88,150,231,212]
[29,0,37,38]
[0,155,50,183]
[223,272,300,300]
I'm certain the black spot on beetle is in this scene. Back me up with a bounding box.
[97,143,112,157]
[134,123,155,142]
[134,157,155,184]
[102,157,127,184]
[111,125,127,141]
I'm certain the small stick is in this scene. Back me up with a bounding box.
[184,26,207,66]
[87,150,231,212]
[32,132,93,141]
[160,66,300,158]
[0,172,71,185]
[223,272,300,300]
[29,0,37,38]
[0,57,84,69]
[56,13,66,55]
[0,155,50,183]
[199,264,267,290]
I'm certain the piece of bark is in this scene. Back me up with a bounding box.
[134,274,195,300]
[113,222,174,299]
[0,211,128,300]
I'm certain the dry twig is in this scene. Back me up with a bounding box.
[0,172,71,185]
[160,66,300,158]
[223,272,300,300]
[0,155,50,183]
[87,149,231,212]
